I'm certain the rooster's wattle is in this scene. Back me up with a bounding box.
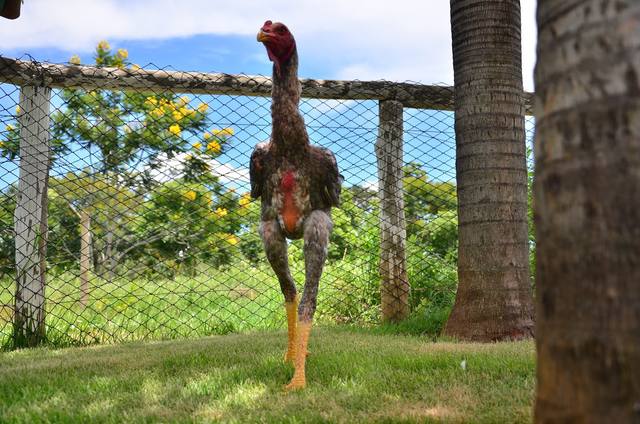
[252,20,342,390]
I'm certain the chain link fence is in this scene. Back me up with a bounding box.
[0,55,534,348]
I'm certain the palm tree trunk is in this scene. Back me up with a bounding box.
[534,1,640,421]
[444,0,534,341]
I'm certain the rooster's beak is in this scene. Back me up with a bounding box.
[257,30,270,43]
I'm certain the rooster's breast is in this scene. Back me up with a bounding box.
[269,168,310,238]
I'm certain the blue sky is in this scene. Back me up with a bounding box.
[0,1,537,192]
[0,0,537,88]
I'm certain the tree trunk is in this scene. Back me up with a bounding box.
[13,85,51,348]
[534,1,640,421]
[79,210,92,306]
[444,0,534,341]
[375,100,410,322]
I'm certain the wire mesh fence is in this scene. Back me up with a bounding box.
[0,54,534,348]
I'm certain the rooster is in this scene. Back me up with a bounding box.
[252,20,342,390]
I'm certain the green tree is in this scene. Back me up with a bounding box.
[402,162,457,244]
[329,187,380,261]
[50,42,210,281]
[135,177,242,277]
[0,41,234,287]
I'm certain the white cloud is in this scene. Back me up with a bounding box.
[0,0,537,90]
[304,99,356,117]
[338,63,454,86]
[361,180,379,192]
[211,161,251,184]
[148,152,249,184]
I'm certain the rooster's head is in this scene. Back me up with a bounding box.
[257,21,296,74]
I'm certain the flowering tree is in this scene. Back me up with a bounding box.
[50,41,217,283]
[0,41,236,295]
[135,177,244,276]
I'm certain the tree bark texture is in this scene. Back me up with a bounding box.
[444,0,534,341]
[534,1,640,422]
[13,85,51,348]
[375,100,410,322]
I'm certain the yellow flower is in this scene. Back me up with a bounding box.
[0,141,4,148]
[145,97,158,106]
[69,55,81,65]
[225,234,239,246]
[203,131,212,140]
[206,140,221,154]
[215,207,228,218]
[15,105,20,115]
[117,48,128,59]
[169,124,181,137]
[177,96,190,107]
[212,127,234,137]
[180,107,194,117]
[130,64,141,71]
[183,190,197,201]
[197,103,209,113]
[239,193,251,207]
[193,142,202,151]
[97,40,111,51]
[151,108,164,118]
[5,124,14,131]
[172,110,184,121]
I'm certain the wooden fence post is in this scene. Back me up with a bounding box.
[375,99,410,322]
[13,84,52,348]
[79,210,92,306]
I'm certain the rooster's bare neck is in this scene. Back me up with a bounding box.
[271,50,309,155]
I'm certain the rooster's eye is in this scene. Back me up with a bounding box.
[278,27,287,34]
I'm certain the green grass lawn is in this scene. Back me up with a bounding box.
[0,327,534,423]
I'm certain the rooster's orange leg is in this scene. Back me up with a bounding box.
[285,211,332,391]
[260,220,298,362]
[283,295,298,363]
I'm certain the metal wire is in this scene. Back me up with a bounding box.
[0,55,535,348]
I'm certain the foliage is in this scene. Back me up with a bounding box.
[526,146,536,283]
[0,187,16,277]
[329,186,380,261]
[53,43,208,173]
[133,181,243,276]
[0,46,467,341]
[403,161,457,238]
[0,41,237,277]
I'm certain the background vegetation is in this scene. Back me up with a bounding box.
[0,42,534,349]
